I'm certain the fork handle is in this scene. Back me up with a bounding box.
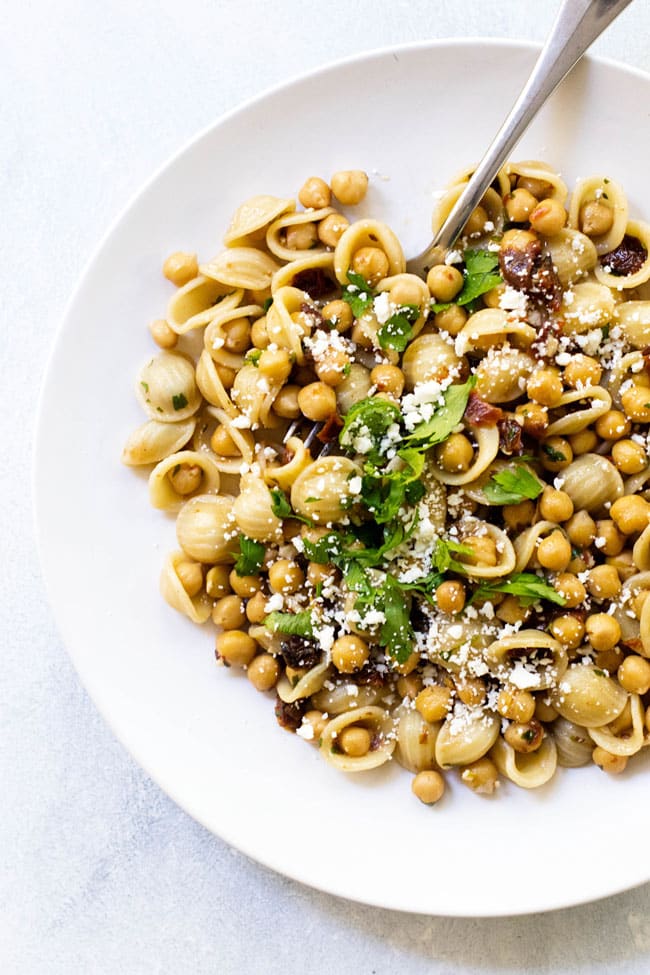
[411,0,634,273]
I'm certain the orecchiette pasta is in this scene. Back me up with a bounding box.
[125,161,650,804]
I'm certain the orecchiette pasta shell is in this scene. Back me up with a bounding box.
[485,631,567,690]
[614,301,650,348]
[568,176,628,255]
[205,406,256,475]
[544,229,597,286]
[431,426,499,487]
[121,417,196,466]
[231,362,281,427]
[608,351,645,409]
[176,494,236,563]
[320,706,396,772]
[425,618,493,672]
[149,449,221,510]
[276,661,330,704]
[204,302,263,370]
[266,207,334,261]
[291,457,362,524]
[560,282,616,333]
[588,693,644,757]
[432,184,505,240]
[394,706,440,773]
[159,550,212,624]
[402,334,466,391]
[551,717,593,768]
[491,735,557,789]
[505,160,568,203]
[457,522,516,580]
[264,436,314,492]
[200,247,281,291]
[265,285,311,363]
[271,252,335,294]
[195,350,237,416]
[632,524,650,573]
[595,220,650,289]
[223,194,295,246]
[549,663,628,728]
[514,519,560,572]
[558,454,623,514]
[167,276,243,335]
[454,308,535,356]
[136,352,202,422]
[333,219,406,285]
[335,363,372,415]
[544,385,611,438]
[232,474,282,542]
[435,708,500,768]
[311,682,385,715]
[474,348,535,403]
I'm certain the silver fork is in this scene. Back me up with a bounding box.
[288,0,634,458]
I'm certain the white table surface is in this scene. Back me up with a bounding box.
[6,1,650,971]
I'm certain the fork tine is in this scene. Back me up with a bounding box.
[303,422,324,451]
[282,418,302,444]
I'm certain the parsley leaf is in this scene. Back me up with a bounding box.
[377,304,420,352]
[483,464,544,505]
[234,536,265,576]
[172,392,188,410]
[339,397,401,466]
[263,297,273,312]
[432,538,473,574]
[432,249,502,312]
[404,376,476,449]
[379,576,414,664]
[341,270,375,317]
[473,572,566,607]
[264,610,314,637]
[245,349,262,367]
[542,443,566,462]
[270,488,294,520]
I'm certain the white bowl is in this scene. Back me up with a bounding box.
[35,39,650,916]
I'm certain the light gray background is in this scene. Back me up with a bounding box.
[5,1,650,972]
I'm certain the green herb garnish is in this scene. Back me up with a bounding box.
[377,304,419,352]
[172,392,188,411]
[270,488,293,520]
[404,375,476,450]
[245,348,262,367]
[263,297,273,312]
[233,536,265,576]
[264,610,314,637]
[431,249,502,312]
[473,572,566,607]
[483,465,544,505]
[541,443,566,463]
[341,270,375,317]
[339,397,401,467]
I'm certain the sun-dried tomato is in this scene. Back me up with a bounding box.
[274,695,308,731]
[497,417,524,455]
[601,234,647,277]
[292,268,335,298]
[464,392,504,426]
[317,412,344,443]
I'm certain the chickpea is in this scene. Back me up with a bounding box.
[496,688,536,723]
[621,386,650,423]
[584,613,621,653]
[205,565,231,599]
[416,685,452,722]
[595,409,631,441]
[535,698,558,722]
[594,519,625,557]
[350,246,389,286]
[250,316,270,349]
[464,204,488,236]
[222,316,250,353]
[393,650,420,677]
[460,758,499,795]
[212,595,246,630]
[169,463,203,495]
[163,250,198,287]
[462,535,497,567]
[247,653,280,691]
[216,363,236,389]
[527,367,564,407]
[390,279,424,306]
[211,425,248,457]
[504,720,544,753]
[433,305,467,337]
[495,595,531,625]
[568,429,598,456]
[607,550,635,581]
[505,187,538,223]
[268,559,304,595]
[482,285,505,308]
[317,213,350,248]
[537,530,572,572]
[215,628,257,667]
[176,560,203,598]
[529,197,567,236]
[330,170,368,206]
[554,572,587,608]
[610,495,650,535]
[563,354,602,389]
[587,564,621,601]
[580,199,614,237]
[369,364,404,398]
[516,175,553,198]
[259,348,292,383]
[349,321,372,348]
[411,770,445,805]
[322,299,353,332]
[515,402,548,438]
[549,615,585,649]
[331,634,370,673]
[297,381,337,421]
[270,385,300,421]
[618,655,650,694]
[396,674,423,699]
[595,647,624,675]
[435,580,466,614]
[539,486,574,523]
[285,221,318,251]
[229,570,262,599]
[426,265,464,303]
[455,676,486,707]
[592,746,627,775]
[500,227,538,251]
[150,318,177,349]
[611,438,647,475]
[565,511,596,548]
[633,590,650,619]
[503,500,536,531]
[306,562,333,588]
[298,176,331,209]
[315,348,351,388]
[304,710,328,740]
[245,591,268,624]
[436,433,475,474]
[540,437,573,472]
[339,725,372,757]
